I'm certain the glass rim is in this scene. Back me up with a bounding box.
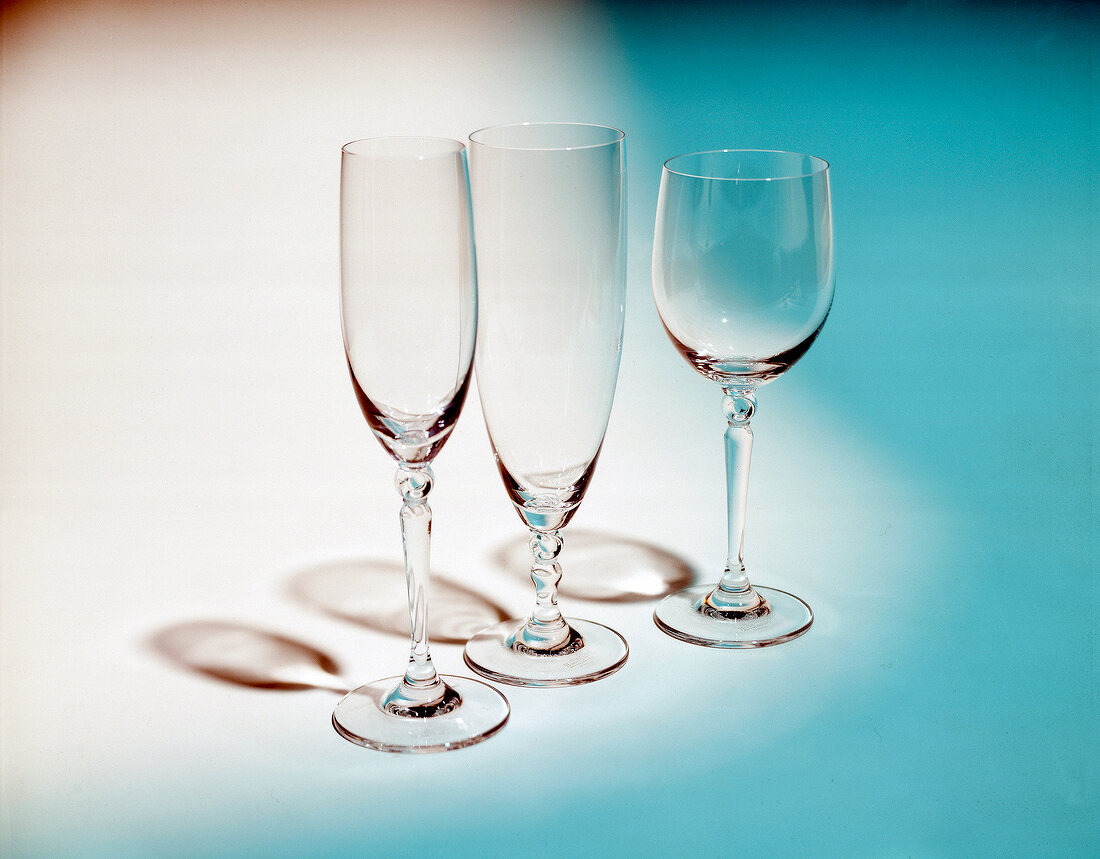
[341,136,467,156]
[468,121,625,152]
[663,149,830,181]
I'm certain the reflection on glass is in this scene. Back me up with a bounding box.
[463,122,629,686]
[652,149,835,648]
[333,136,508,751]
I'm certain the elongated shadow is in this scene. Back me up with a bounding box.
[288,559,511,645]
[493,530,696,602]
[148,620,349,693]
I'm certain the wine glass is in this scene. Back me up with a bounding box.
[651,149,834,647]
[333,136,509,751]
[462,122,629,686]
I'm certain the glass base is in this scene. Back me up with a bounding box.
[653,584,812,648]
[332,675,509,753]
[463,617,628,687]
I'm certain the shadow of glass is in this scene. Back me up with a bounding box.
[148,621,348,693]
[492,529,696,602]
[287,559,511,645]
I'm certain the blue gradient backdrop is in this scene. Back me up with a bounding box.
[613,2,1097,853]
[612,2,1098,854]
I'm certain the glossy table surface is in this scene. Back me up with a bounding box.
[2,1,1096,855]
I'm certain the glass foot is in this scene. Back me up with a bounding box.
[332,674,509,753]
[653,583,812,648]
[463,617,628,687]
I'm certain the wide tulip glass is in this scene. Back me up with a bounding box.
[463,122,629,686]
[652,149,834,648]
[334,137,509,751]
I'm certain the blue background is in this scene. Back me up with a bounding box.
[606,2,1097,852]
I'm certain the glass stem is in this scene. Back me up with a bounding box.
[383,463,449,713]
[510,529,574,652]
[706,388,767,614]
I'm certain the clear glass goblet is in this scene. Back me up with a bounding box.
[462,122,629,686]
[652,149,835,648]
[333,137,509,751]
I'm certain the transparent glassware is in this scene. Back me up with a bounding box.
[462,122,629,686]
[333,137,509,751]
[651,149,835,647]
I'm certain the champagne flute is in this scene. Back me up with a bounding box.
[333,137,509,751]
[462,122,629,686]
[652,149,834,647]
